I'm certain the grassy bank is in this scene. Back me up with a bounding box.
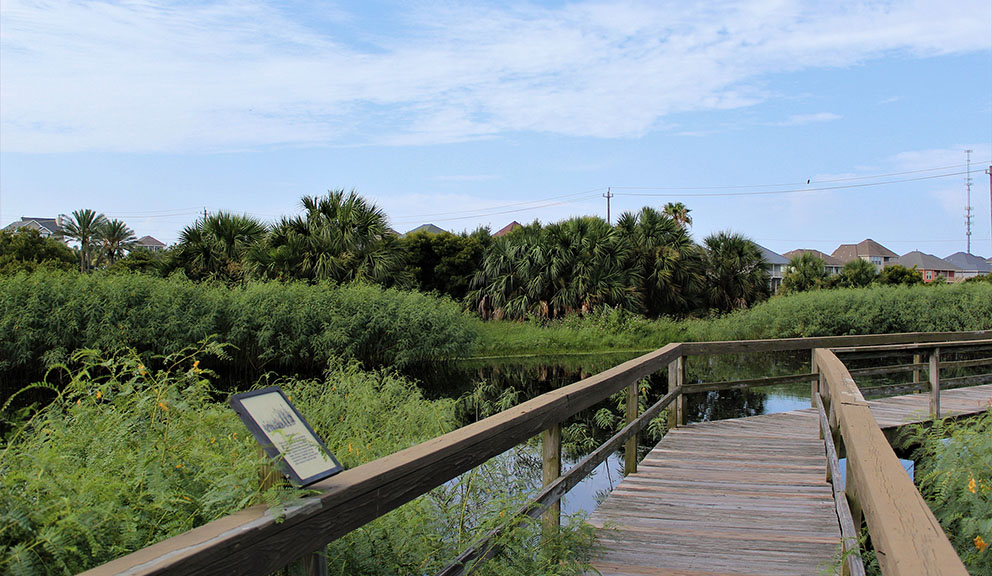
[0,344,593,575]
[470,283,992,358]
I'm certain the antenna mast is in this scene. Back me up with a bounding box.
[965,150,973,254]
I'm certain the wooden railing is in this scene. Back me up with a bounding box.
[813,347,974,576]
[82,331,991,576]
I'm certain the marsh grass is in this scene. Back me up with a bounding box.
[0,343,594,575]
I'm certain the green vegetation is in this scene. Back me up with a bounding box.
[0,229,76,275]
[0,270,478,400]
[686,282,992,341]
[0,345,594,575]
[901,409,992,573]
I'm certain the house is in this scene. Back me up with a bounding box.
[493,221,522,237]
[133,235,167,253]
[896,251,961,283]
[781,249,844,276]
[831,239,899,270]
[403,223,448,236]
[2,216,64,239]
[755,244,789,294]
[943,252,991,279]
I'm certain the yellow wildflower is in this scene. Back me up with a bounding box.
[976,536,988,552]
[969,476,978,494]
[192,360,201,373]
[348,443,353,453]
[95,390,103,400]
[158,401,169,411]
[210,437,216,444]
[76,399,81,405]
[175,463,183,469]
[138,364,147,376]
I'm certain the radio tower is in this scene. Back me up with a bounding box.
[965,150,973,254]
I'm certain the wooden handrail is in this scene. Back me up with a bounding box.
[814,348,967,576]
[82,332,990,576]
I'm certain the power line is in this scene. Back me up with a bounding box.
[613,169,973,198]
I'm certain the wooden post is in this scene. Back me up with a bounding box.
[810,348,819,408]
[624,381,638,475]
[912,353,922,393]
[667,356,685,428]
[929,348,940,417]
[260,450,328,576]
[541,424,561,535]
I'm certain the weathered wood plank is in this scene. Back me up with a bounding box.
[816,349,968,576]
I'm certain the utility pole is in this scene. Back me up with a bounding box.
[603,187,613,225]
[965,150,973,254]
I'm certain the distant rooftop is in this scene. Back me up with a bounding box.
[782,249,844,266]
[944,251,991,273]
[897,250,960,271]
[831,239,898,262]
[403,223,448,236]
[754,243,789,265]
[493,221,522,237]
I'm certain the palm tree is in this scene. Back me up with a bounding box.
[262,190,408,286]
[663,202,693,229]
[61,209,107,272]
[702,231,769,312]
[615,207,703,317]
[99,219,136,266]
[839,258,877,288]
[782,253,827,293]
[174,212,267,280]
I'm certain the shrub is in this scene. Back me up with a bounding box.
[0,271,479,401]
[900,409,992,573]
[0,345,593,575]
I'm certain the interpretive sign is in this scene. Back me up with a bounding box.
[229,386,343,486]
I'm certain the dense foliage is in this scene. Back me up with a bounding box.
[0,230,76,275]
[687,282,992,341]
[901,410,992,573]
[467,213,765,321]
[0,345,594,575]
[0,271,479,400]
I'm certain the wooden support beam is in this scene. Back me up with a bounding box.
[624,382,638,475]
[541,424,561,535]
[667,357,685,428]
[930,348,941,417]
[912,353,922,394]
[811,348,819,408]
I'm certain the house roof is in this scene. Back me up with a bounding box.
[493,221,522,237]
[781,249,844,266]
[3,217,63,236]
[754,243,789,265]
[943,252,992,273]
[135,235,166,248]
[831,239,899,263]
[896,251,961,271]
[403,223,448,236]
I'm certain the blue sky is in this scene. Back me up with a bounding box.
[2,0,991,258]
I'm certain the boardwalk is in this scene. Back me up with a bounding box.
[587,384,992,576]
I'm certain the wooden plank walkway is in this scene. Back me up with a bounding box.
[587,384,992,576]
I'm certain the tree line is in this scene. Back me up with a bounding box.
[4,190,984,320]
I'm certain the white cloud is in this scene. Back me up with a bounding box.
[779,112,842,126]
[1,0,989,152]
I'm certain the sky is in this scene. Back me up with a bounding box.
[2,0,992,258]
